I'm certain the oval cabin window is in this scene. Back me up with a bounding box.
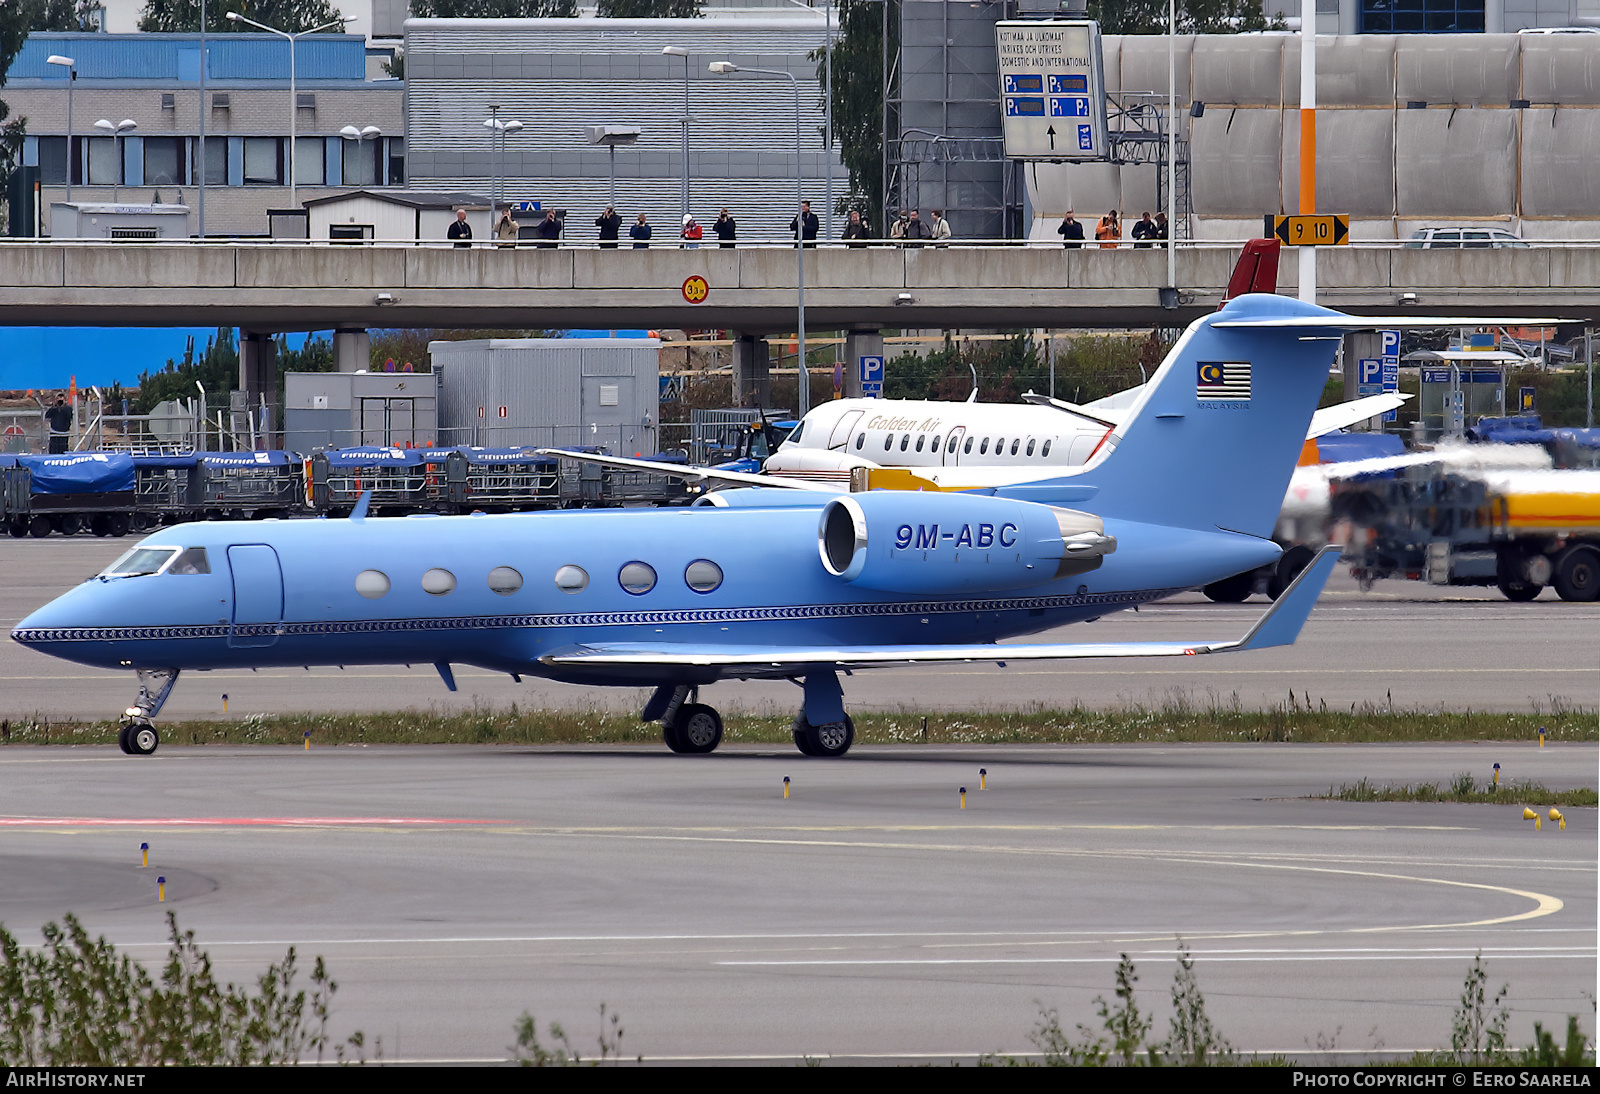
[554,565,589,593]
[355,570,390,599]
[619,561,657,595]
[487,566,523,596]
[422,568,457,596]
[684,559,723,593]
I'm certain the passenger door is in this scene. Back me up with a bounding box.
[228,544,283,648]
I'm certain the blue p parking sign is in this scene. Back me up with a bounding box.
[859,355,884,399]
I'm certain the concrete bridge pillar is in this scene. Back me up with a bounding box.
[732,333,770,408]
[842,329,884,399]
[238,330,277,412]
[335,328,371,373]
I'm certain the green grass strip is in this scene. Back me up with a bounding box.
[1323,775,1596,808]
[0,704,1594,748]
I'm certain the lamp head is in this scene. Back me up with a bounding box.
[340,125,361,139]
[225,11,241,20]
[46,55,75,68]
[661,46,689,57]
[503,120,524,134]
[708,61,739,74]
[361,125,382,140]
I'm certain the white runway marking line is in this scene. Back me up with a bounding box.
[718,951,1594,968]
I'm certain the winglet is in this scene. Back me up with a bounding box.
[350,490,373,521]
[1225,545,1342,653]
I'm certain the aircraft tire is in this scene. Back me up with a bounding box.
[791,717,818,756]
[1202,571,1255,603]
[662,723,689,753]
[795,715,855,758]
[126,723,159,756]
[1266,546,1315,601]
[674,704,723,755]
[1552,546,1600,602]
[117,725,134,754]
[1497,579,1541,602]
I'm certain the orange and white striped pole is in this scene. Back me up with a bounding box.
[1299,0,1317,304]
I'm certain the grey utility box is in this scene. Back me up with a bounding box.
[49,202,191,239]
[430,338,661,455]
[284,371,438,452]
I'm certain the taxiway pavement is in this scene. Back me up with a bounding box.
[0,743,1592,1063]
[2,539,1597,722]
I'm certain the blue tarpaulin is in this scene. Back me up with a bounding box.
[20,452,135,494]
[1315,432,1407,464]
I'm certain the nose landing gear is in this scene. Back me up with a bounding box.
[118,668,179,757]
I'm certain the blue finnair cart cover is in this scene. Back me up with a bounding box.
[198,451,298,467]
[323,447,425,467]
[19,452,136,494]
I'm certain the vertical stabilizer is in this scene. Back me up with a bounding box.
[1223,239,1282,303]
[1000,293,1344,539]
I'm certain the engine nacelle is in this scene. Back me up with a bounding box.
[817,491,1116,594]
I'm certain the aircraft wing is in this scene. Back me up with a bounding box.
[540,546,1340,676]
[1307,392,1412,437]
[1020,392,1123,428]
[533,449,838,492]
[1213,315,1573,329]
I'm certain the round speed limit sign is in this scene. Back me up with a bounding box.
[681,275,710,304]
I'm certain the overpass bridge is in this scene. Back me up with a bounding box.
[4,239,1595,405]
[4,240,1598,333]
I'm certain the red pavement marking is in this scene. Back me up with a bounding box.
[0,817,505,827]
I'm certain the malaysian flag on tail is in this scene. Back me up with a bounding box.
[1196,361,1251,400]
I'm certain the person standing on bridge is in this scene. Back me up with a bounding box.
[1096,210,1120,249]
[630,213,652,248]
[596,205,622,249]
[681,213,703,249]
[713,209,737,248]
[44,395,72,454]
[1057,211,1085,248]
[1131,211,1156,249]
[842,209,871,248]
[535,210,562,249]
[448,208,473,248]
[495,208,518,248]
[1155,212,1169,246]
[901,209,930,249]
[790,201,819,248]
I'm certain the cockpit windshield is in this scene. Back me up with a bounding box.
[169,547,210,575]
[102,547,180,577]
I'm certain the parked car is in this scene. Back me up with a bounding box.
[1404,227,1530,249]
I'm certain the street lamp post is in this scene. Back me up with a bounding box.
[93,119,136,202]
[586,126,643,208]
[226,11,343,212]
[46,56,75,204]
[482,108,524,215]
[710,61,810,417]
[662,47,691,228]
[339,124,382,187]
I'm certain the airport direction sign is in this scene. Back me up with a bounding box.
[1267,214,1350,247]
[996,20,1108,161]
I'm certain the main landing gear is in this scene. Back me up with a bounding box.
[118,668,178,756]
[642,671,858,758]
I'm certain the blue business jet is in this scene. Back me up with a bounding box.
[9,295,1506,758]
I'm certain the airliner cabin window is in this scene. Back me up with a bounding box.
[915,435,925,452]
[884,433,894,451]
[964,437,974,454]
[948,436,959,453]
[1042,439,1052,457]
[900,435,909,451]
[995,437,1004,454]
[979,438,989,455]
[1026,439,1036,457]
[931,435,941,452]
[856,433,866,450]
[1010,439,1020,456]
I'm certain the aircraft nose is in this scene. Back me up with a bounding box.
[11,583,109,649]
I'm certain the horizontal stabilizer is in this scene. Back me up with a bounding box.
[1214,316,1575,330]
[1308,393,1412,438]
[539,546,1341,676]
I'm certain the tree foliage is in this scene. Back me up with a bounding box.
[133,328,336,414]
[138,0,348,34]
[594,0,703,16]
[1088,0,1281,34]
[410,0,578,16]
[815,0,892,232]
[1,2,94,224]
[0,913,368,1066]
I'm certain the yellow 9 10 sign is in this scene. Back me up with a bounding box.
[681,275,710,304]
[1266,214,1349,247]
